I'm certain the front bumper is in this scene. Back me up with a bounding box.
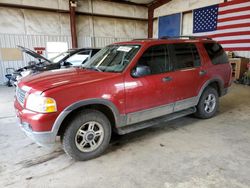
[14,98,58,147]
[18,120,57,147]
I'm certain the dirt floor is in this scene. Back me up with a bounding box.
[0,84,250,188]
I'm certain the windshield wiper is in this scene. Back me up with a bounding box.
[84,66,103,72]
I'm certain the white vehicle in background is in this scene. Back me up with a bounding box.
[11,46,100,85]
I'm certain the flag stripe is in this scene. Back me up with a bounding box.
[218,10,250,19]
[217,23,250,30]
[219,1,250,11]
[213,35,250,41]
[207,31,250,38]
[217,18,250,27]
[219,43,250,48]
[193,0,250,52]
[195,27,250,36]
[219,0,250,7]
[218,14,250,23]
[223,47,250,51]
[219,39,250,44]
[219,6,250,15]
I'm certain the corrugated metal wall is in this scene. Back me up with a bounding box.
[77,36,132,48]
[0,34,132,85]
[0,34,71,85]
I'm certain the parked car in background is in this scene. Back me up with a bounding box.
[11,46,100,85]
[14,37,232,161]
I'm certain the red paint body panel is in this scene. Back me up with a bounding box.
[15,39,232,133]
[14,97,59,132]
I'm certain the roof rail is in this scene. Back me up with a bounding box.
[132,38,155,41]
[160,36,212,40]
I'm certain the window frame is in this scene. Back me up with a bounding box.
[132,44,172,77]
[203,42,228,65]
[170,42,202,71]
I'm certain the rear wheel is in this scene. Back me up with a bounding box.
[195,87,219,119]
[62,109,111,161]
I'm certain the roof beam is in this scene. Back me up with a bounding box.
[102,0,147,7]
[148,0,171,9]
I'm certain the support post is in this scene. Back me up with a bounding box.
[148,0,172,38]
[69,0,78,48]
[148,7,154,38]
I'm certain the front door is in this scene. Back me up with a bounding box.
[124,44,175,125]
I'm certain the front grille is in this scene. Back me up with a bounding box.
[16,87,27,106]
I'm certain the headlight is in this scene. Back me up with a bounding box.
[25,93,57,113]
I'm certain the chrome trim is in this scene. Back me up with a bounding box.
[16,87,27,106]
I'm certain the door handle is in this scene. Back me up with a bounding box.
[162,76,172,82]
[199,70,207,76]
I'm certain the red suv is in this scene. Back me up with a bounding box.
[14,37,232,160]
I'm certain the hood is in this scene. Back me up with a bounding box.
[18,45,52,63]
[18,68,118,93]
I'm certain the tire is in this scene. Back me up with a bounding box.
[195,87,219,119]
[62,109,111,161]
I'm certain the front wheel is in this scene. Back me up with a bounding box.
[62,109,111,161]
[195,87,219,119]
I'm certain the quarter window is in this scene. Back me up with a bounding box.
[204,43,228,65]
[137,45,170,75]
[172,43,201,70]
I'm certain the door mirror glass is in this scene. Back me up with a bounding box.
[131,65,151,78]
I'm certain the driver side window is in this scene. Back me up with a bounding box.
[137,44,170,75]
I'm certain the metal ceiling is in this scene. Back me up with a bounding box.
[102,0,158,6]
[122,0,154,4]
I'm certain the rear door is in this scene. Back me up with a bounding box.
[169,43,207,111]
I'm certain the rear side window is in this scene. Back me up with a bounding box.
[204,43,228,65]
[137,44,170,75]
[172,43,201,70]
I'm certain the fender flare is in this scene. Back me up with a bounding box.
[51,98,122,136]
[198,78,224,100]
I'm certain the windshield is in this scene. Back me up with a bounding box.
[82,45,140,72]
[50,52,70,63]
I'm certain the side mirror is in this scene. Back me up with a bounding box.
[131,65,151,78]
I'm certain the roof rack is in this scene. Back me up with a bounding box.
[160,36,212,40]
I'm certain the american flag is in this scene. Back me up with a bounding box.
[193,0,250,51]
